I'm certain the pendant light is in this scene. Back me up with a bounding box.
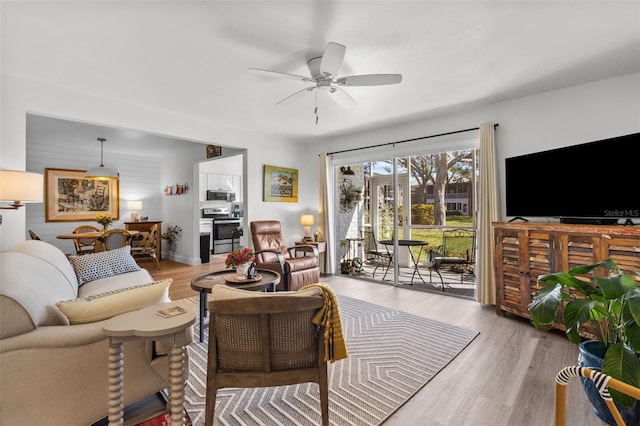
[85,137,118,180]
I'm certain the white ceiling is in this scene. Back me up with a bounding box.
[7,1,640,152]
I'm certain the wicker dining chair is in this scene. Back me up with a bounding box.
[96,229,132,252]
[72,225,100,255]
[204,286,329,426]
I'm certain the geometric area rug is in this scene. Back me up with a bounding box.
[180,295,479,425]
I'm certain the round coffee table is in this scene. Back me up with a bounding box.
[190,269,281,342]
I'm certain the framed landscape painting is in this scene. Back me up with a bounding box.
[263,164,298,202]
[45,168,119,222]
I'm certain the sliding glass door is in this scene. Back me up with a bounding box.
[333,147,478,298]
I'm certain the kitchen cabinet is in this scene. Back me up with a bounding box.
[494,222,640,331]
[200,173,242,202]
[232,175,242,201]
[207,174,233,191]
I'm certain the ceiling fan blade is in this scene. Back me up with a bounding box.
[327,87,356,110]
[320,42,346,77]
[276,86,316,106]
[248,68,313,83]
[336,74,403,86]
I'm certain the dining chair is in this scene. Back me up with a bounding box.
[129,223,160,269]
[96,229,132,252]
[204,285,329,426]
[28,230,42,240]
[72,225,100,255]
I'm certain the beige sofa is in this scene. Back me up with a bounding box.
[0,240,177,426]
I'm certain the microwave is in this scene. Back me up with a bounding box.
[206,190,236,202]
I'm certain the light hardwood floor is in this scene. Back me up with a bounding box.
[144,257,605,426]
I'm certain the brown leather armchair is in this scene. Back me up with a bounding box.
[250,220,320,291]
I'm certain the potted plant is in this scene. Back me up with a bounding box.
[528,258,640,424]
[224,247,255,277]
[161,225,182,253]
[339,240,352,274]
[339,239,363,275]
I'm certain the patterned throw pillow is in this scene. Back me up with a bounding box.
[56,279,172,324]
[69,246,141,285]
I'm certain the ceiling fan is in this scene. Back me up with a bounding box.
[248,42,402,123]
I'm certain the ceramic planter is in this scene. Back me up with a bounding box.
[578,340,640,425]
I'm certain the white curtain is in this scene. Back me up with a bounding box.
[476,122,499,305]
[319,153,335,274]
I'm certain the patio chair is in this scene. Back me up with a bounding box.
[428,229,476,291]
[361,226,392,279]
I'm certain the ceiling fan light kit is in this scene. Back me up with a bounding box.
[249,42,402,123]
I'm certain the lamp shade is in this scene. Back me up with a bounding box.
[85,165,119,180]
[300,214,315,226]
[300,214,315,241]
[127,200,142,211]
[85,137,118,180]
[0,170,43,203]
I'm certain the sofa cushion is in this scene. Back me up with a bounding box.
[78,269,154,298]
[55,279,172,324]
[69,246,141,286]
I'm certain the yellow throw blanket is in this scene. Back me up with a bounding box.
[301,283,348,363]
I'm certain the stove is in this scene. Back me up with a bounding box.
[202,207,231,219]
[202,207,241,254]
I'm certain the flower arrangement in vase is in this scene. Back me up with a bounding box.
[225,247,255,277]
[95,213,113,232]
[161,225,182,252]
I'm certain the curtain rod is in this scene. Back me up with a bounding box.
[325,123,499,156]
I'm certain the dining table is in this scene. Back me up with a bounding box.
[378,239,429,284]
[56,230,140,240]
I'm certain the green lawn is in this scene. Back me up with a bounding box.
[403,215,475,260]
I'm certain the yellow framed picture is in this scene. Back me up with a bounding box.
[263,165,298,203]
[45,168,120,222]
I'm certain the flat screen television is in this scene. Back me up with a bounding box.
[505,132,640,225]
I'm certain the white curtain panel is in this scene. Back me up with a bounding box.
[476,122,499,305]
[319,153,335,274]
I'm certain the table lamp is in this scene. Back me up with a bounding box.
[127,200,142,222]
[300,214,315,242]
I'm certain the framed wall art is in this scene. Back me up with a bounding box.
[206,145,222,158]
[45,168,120,222]
[263,164,298,202]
